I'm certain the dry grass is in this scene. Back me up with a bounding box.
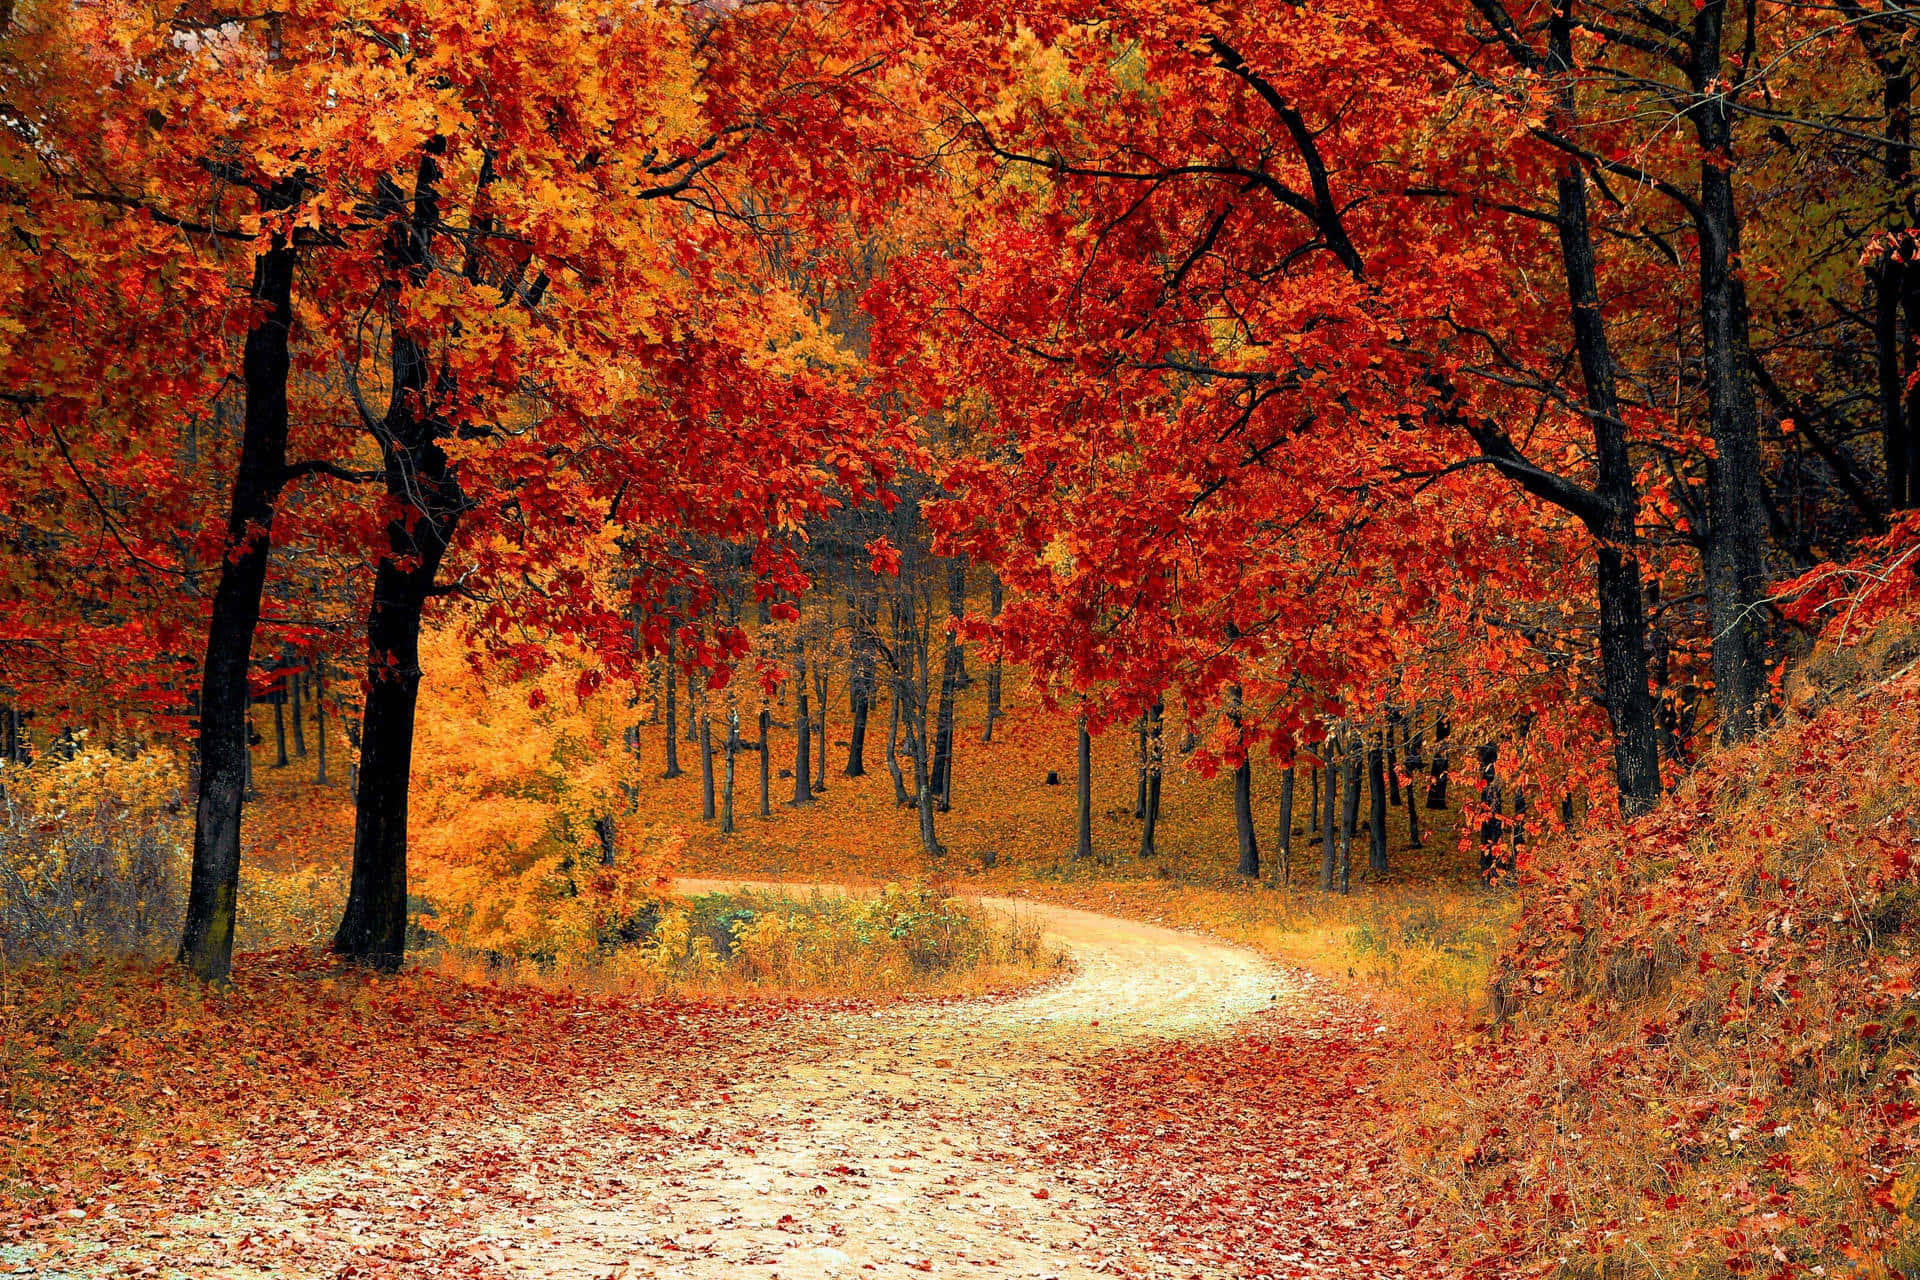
[429,882,1066,1001]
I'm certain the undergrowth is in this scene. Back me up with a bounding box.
[435,883,1063,998]
[1404,618,1920,1279]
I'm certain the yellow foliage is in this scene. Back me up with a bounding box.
[408,631,673,963]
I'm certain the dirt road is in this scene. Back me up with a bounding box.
[51,888,1295,1279]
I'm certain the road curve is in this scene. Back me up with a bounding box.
[71,882,1290,1280]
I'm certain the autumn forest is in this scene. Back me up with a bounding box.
[5,0,1920,1276]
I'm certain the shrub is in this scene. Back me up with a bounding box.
[0,745,186,961]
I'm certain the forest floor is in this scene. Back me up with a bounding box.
[14,894,1445,1280]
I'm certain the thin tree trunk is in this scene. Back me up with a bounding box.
[272,692,289,767]
[1320,748,1338,892]
[699,701,715,821]
[1138,699,1163,860]
[791,642,814,805]
[290,673,306,757]
[663,633,683,779]
[846,591,876,775]
[1229,688,1257,878]
[178,180,301,984]
[759,708,771,817]
[1276,764,1295,886]
[596,814,616,866]
[314,666,328,786]
[1367,734,1388,878]
[1074,712,1093,861]
[721,698,738,834]
[1338,739,1361,895]
[885,693,911,807]
[930,561,964,811]
[1427,714,1451,809]
[1234,753,1258,879]
[1134,714,1149,819]
[981,574,1003,743]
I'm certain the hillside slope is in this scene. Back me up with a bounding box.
[1410,621,1920,1278]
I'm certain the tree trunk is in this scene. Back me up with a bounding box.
[1134,714,1149,819]
[1337,740,1361,895]
[334,146,465,973]
[930,561,964,812]
[1542,8,1667,813]
[289,673,306,757]
[1688,2,1772,742]
[1138,700,1163,860]
[1074,712,1093,861]
[177,181,300,984]
[1427,714,1451,809]
[981,574,1004,743]
[595,814,616,866]
[886,693,911,807]
[314,666,328,786]
[811,605,831,795]
[1367,735,1388,878]
[1385,722,1399,806]
[1876,255,1909,508]
[721,698,738,834]
[662,633,683,779]
[699,702,715,821]
[845,592,876,775]
[271,691,289,767]
[1234,753,1258,879]
[759,708,772,817]
[791,642,814,805]
[1275,764,1295,885]
[1320,748,1338,892]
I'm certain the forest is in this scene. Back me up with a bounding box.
[5,0,1920,1276]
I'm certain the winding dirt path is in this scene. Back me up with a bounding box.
[62,887,1297,1279]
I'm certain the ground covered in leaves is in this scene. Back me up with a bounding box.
[4,897,1455,1280]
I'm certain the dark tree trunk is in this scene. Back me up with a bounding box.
[177,181,301,984]
[314,666,328,786]
[334,146,466,973]
[1134,714,1149,819]
[845,592,876,776]
[596,814,616,866]
[290,674,306,757]
[721,701,738,834]
[791,643,814,805]
[1074,712,1093,861]
[1228,687,1257,878]
[1337,739,1361,895]
[1543,8,1667,812]
[1234,754,1258,879]
[811,613,831,796]
[981,573,1004,743]
[759,708,772,817]
[930,561,964,811]
[1276,764,1295,885]
[1427,714,1451,809]
[1477,743,1505,867]
[1367,736,1388,877]
[271,692,289,767]
[1687,2,1772,742]
[1138,700,1163,860]
[1309,761,1320,831]
[1385,723,1400,806]
[662,633,683,779]
[1319,749,1338,892]
[1876,256,1909,509]
[886,693,912,807]
[699,704,715,821]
